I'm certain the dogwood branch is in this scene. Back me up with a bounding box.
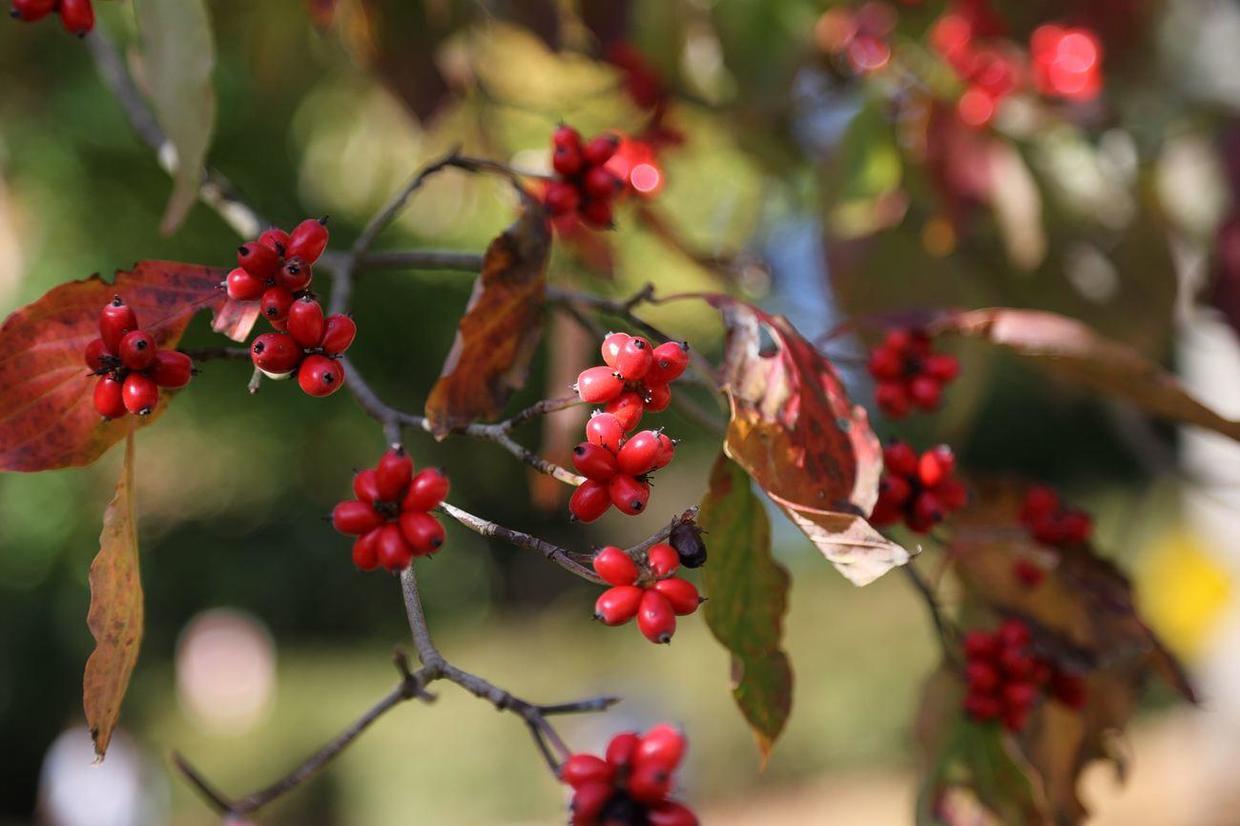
[902,562,960,668]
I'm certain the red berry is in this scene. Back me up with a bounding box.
[601,332,633,368]
[552,144,584,176]
[261,286,295,323]
[10,0,55,21]
[998,618,1031,649]
[1059,510,1092,545]
[553,125,583,150]
[580,198,615,229]
[278,257,313,292]
[353,468,381,504]
[918,445,956,487]
[258,227,290,255]
[924,353,960,382]
[617,429,661,475]
[646,542,679,578]
[250,332,302,376]
[605,731,640,767]
[1002,681,1038,712]
[84,338,109,371]
[57,0,92,34]
[937,479,968,510]
[652,432,676,469]
[998,648,1035,681]
[321,314,357,356]
[402,467,449,511]
[99,295,138,355]
[867,346,903,380]
[965,661,1000,693]
[583,134,620,166]
[376,524,413,572]
[226,267,266,301]
[593,546,639,586]
[627,761,672,802]
[637,723,686,771]
[585,412,625,453]
[569,479,612,523]
[909,375,942,410]
[375,447,414,501]
[399,511,445,555]
[1020,485,1060,524]
[594,585,643,625]
[559,754,614,789]
[584,166,621,200]
[876,381,910,417]
[569,782,613,824]
[883,441,919,476]
[964,693,1003,721]
[93,375,126,419]
[352,529,381,571]
[963,630,998,660]
[648,802,699,826]
[609,474,649,515]
[637,589,676,643]
[576,366,624,404]
[298,354,345,397]
[544,181,580,216]
[149,350,193,389]
[287,217,330,264]
[572,442,618,482]
[615,336,653,381]
[121,372,158,415]
[237,242,281,281]
[332,500,384,536]
[643,382,672,412]
[911,491,944,527]
[117,330,156,371]
[646,340,690,384]
[879,473,912,506]
[653,577,701,615]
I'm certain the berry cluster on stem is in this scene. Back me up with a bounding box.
[560,724,697,825]
[1019,484,1092,547]
[871,441,967,532]
[593,544,702,644]
[86,295,194,419]
[868,328,959,419]
[331,446,450,572]
[545,126,625,230]
[10,0,93,36]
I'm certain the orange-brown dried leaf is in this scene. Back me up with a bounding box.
[936,307,1240,441]
[83,429,143,759]
[424,205,550,438]
[711,296,908,585]
[0,261,251,472]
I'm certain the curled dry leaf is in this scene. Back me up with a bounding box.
[709,295,909,586]
[424,204,550,438]
[699,453,792,761]
[0,261,253,472]
[935,307,1240,442]
[83,429,143,759]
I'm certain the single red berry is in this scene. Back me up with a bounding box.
[84,338,109,372]
[553,125,583,150]
[652,577,700,615]
[352,529,381,571]
[637,589,676,643]
[332,500,384,535]
[576,365,624,404]
[569,782,613,824]
[609,474,649,515]
[375,447,414,501]
[552,144,584,177]
[908,375,942,410]
[117,330,156,371]
[353,468,381,504]
[10,0,55,21]
[924,353,960,382]
[875,381,911,417]
[584,166,621,200]
[572,442,619,482]
[652,432,676,470]
[321,314,357,356]
[402,467,450,511]
[648,802,699,826]
[399,511,445,555]
[544,181,580,216]
[867,346,903,380]
[963,630,998,660]
[918,446,955,487]
[1020,485,1060,524]
[879,473,912,506]
[615,336,653,381]
[569,479,612,523]
[594,585,643,625]
[298,354,345,397]
[121,372,159,415]
[287,217,330,264]
[627,761,672,802]
[883,440,919,476]
[1059,510,1092,545]
[617,429,661,476]
[604,392,645,431]
[911,491,944,527]
[250,332,303,376]
[226,267,267,301]
[585,412,625,453]
[605,731,640,767]
[643,382,672,412]
[99,295,138,355]
[646,340,690,384]
[260,286,295,323]
[93,374,126,419]
[583,134,620,166]
[1002,681,1039,712]
[601,332,633,368]
[559,754,614,789]
[637,723,686,771]
[965,661,1000,693]
[57,0,92,35]
[998,618,1031,649]
[278,256,312,292]
[375,524,413,572]
[580,198,615,230]
[936,478,968,510]
[258,227,290,256]
[237,242,281,281]
[646,542,679,578]
[593,546,639,586]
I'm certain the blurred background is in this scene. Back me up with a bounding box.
[2,0,1240,823]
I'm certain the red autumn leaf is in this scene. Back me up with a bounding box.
[710,296,909,586]
[424,204,550,438]
[0,260,254,472]
[935,307,1240,442]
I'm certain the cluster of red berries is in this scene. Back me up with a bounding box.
[868,328,959,418]
[10,0,93,36]
[592,544,702,645]
[560,724,697,826]
[870,442,967,533]
[963,619,1087,732]
[85,296,194,419]
[331,446,449,572]
[1019,484,1092,547]
[225,218,329,323]
[249,297,355,397]
[576,332,689,423]
[544,127,624,230]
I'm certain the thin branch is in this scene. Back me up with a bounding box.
[440,501,602,583]
[182,346,250,361]
[903,563,960,668]
[358,249,485,272]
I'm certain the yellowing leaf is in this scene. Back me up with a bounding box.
[83,429,143,759]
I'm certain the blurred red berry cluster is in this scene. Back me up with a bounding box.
[867,328,959,418]
[1019,484,1092,547]
[963,619,1088,732]
[872,442,967,532]
[560,724,697,825]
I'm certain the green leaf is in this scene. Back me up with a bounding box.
[134,0,217,235]
[699,452,793,761]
